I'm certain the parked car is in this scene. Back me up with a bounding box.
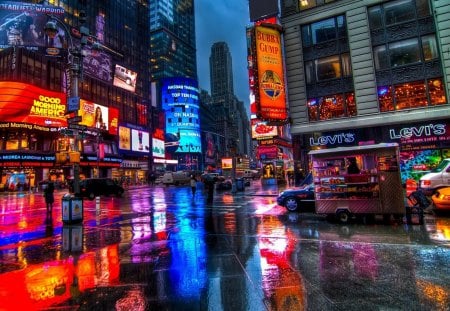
[276,184,315,212]
[431,187,450,213]
[419,158,450,195]
[78,178,124,200]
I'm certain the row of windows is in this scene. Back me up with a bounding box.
[301,0,446,122]
[378,78,446,112]
[368,0,431,29]
[373,35,438,69]
[307,93,356,121]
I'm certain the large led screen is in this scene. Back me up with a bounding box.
[0,1,65,50]
[78,99,118,135]
[254,25,288,122]
[0,81,66,127]
[113,64,137,93]
[131,128,149,153]
[161,77,202,154]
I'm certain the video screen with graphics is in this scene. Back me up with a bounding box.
[0,1,65,50]
[0,81,66,127]
[161,77,202,154]
[78,99,118,135]
[131,129,149,153]
[113,64,137,92]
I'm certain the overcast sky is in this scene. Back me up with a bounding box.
[195,0,250,115]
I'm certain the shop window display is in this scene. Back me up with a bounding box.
[308,92,356,121]
[378,78,446,112]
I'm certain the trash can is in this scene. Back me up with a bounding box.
[235,178,245,192]
[62,194,83,224]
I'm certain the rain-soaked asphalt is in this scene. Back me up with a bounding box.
[0,181,449,311]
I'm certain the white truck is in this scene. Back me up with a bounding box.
[419,158,450,195]
[161,171,191,186]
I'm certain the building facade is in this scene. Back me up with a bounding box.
[0,0,152,189]
[281,0,450,182]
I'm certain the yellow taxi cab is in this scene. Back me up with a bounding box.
[431,187,450,212]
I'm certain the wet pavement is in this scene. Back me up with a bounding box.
[0,182,449,310]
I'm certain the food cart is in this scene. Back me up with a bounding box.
[309,143,404,223]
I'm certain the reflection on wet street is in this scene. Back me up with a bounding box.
[0,183,449,310]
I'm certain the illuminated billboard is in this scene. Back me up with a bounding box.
[113,64,137,92]
[0,1,65,50]
[131,128,149,153]
[254,25,288,122]
[0,81,66,127]
[118,126,131,150]
[78,99,118,135]
[153,128,165,158]
[251,119,278,140]
[161,77,202,154]
[152,137,165,158]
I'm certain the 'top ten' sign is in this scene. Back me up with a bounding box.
[254,25,288,123]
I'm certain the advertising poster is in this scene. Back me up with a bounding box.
[152,137,165,158]
[222,157,233,169]
[0,81,67,127]
[161,77,202,154]
[251,119,278,140]
[255,25,288,121]
[131,128,149,152]
[0,1,65,50]
[118,126,131,150]
[77,100,118,135]
[113,64,137,93]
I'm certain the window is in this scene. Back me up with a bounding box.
[389,38,420,67]
[368,6,383,29]
[308,92,356,121]
[422,35,438,61]
[428,79,447,106]
[302,16,345,47]
[373,45,389,70]
[316,55,341,80]
[305,53,351,83]
[385,0,415,26]
[378,78,446,111]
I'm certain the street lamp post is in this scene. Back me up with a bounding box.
[44,12,89,196]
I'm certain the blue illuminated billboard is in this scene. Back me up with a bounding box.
[161,78,201,153]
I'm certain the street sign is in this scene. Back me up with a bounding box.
[67,97,80,113]
[67,116,82,124]
[60,129,74,136]
[68,123,87,131]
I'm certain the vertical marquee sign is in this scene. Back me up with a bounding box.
[254,25,288,123]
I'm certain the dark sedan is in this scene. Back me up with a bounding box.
[276,184,315,212]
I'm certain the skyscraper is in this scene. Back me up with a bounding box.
[150,0,197,80]
[210,42,234,97]
[208,41,250,157]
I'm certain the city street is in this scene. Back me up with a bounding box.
[0,181,449,310]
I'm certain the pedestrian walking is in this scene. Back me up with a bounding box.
[44,176,55,212]
[190,175,197,196]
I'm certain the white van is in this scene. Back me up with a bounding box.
[419,158,450,195]
[161,171,191,186]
